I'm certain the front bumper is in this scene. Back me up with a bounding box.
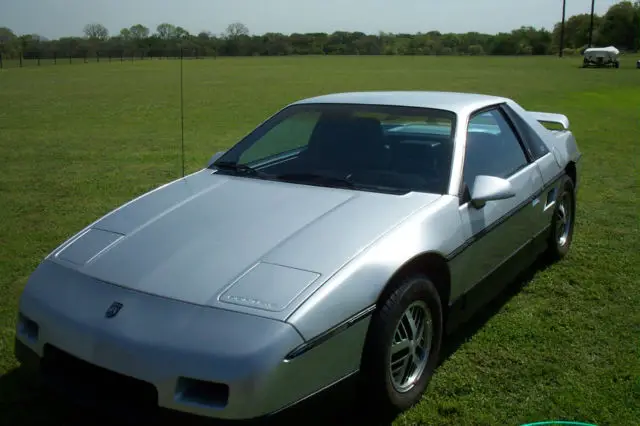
[15,260,361,420]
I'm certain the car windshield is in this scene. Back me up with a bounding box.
[212,103,457,195]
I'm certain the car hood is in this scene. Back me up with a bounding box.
[48,169,440,319]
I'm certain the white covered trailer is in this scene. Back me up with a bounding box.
[582,46,620,68]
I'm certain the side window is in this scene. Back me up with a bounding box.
[463,109,529,189]
[502,105,551,159]
[239,111,321,164]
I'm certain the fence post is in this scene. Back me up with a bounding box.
[54,52,57,64]
[84,53,87,63]
[0,53,3,69]
[69,54,72,64]
[97,52,99,63]
[20,54,23,67]
[38,55,40,66]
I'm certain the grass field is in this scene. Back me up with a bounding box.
[1,55,639,426]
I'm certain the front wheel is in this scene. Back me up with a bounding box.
[359,275,443,415]
[545,177,576,261]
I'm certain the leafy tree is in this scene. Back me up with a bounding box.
[598,1,638,49]
[175,26,190,40]
[468,44,485,55]
[635,1,640,50]
[83,23,109,40]
[129,24,150,40]
[552,13,603,50]
[119,28,132,41]
[0,27,18,58]
[156,23,177,40]
[224,22,249,39]
[3,2,637,62]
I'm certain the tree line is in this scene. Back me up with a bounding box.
[0,1,638,61]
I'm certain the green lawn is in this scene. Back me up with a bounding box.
[0,55,638,426]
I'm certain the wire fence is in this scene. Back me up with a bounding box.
[0,50,216,69]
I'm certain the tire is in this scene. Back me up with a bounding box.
[359,274,443,416]
[545,176,576,262]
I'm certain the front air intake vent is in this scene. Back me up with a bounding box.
[17,313,39,342]
[176,377,229,408]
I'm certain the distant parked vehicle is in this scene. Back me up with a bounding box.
[582,46,620,68]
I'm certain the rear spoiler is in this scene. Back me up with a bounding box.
[528,111,570,130]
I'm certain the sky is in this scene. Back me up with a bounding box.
[1,0,622,39]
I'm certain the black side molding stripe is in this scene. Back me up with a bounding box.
[285,304,376,361]
[446,170,566,262]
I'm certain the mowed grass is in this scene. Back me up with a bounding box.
[0,55,639,426]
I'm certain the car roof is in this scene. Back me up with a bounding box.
[290,91,511,116]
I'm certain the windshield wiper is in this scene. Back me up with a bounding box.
[213,161,268,178]
[275,172,356,189]
[276,172,410,194]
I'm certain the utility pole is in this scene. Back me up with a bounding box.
[588,0,596,47]
[559,0,567,57]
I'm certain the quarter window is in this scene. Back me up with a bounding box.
[502,104,551,159]
[463,108,529,189]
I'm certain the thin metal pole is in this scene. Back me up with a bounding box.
[559,0,567,57]
[588,0,596,47]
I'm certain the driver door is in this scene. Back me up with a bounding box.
[451,106,544,298]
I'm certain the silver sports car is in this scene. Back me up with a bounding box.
[15,91,581,420]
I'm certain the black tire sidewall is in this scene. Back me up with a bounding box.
[548,177,576,259]
[360,275,443,413]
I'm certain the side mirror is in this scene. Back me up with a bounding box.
[207,151,226,168]
[470,175,515,209]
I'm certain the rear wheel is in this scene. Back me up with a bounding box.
[545,177,576,261]
[359,274,443,415]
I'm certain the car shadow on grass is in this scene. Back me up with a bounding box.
[438,257,551,364]
[0,259,549,426]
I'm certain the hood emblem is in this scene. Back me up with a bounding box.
[105,302,123,318]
